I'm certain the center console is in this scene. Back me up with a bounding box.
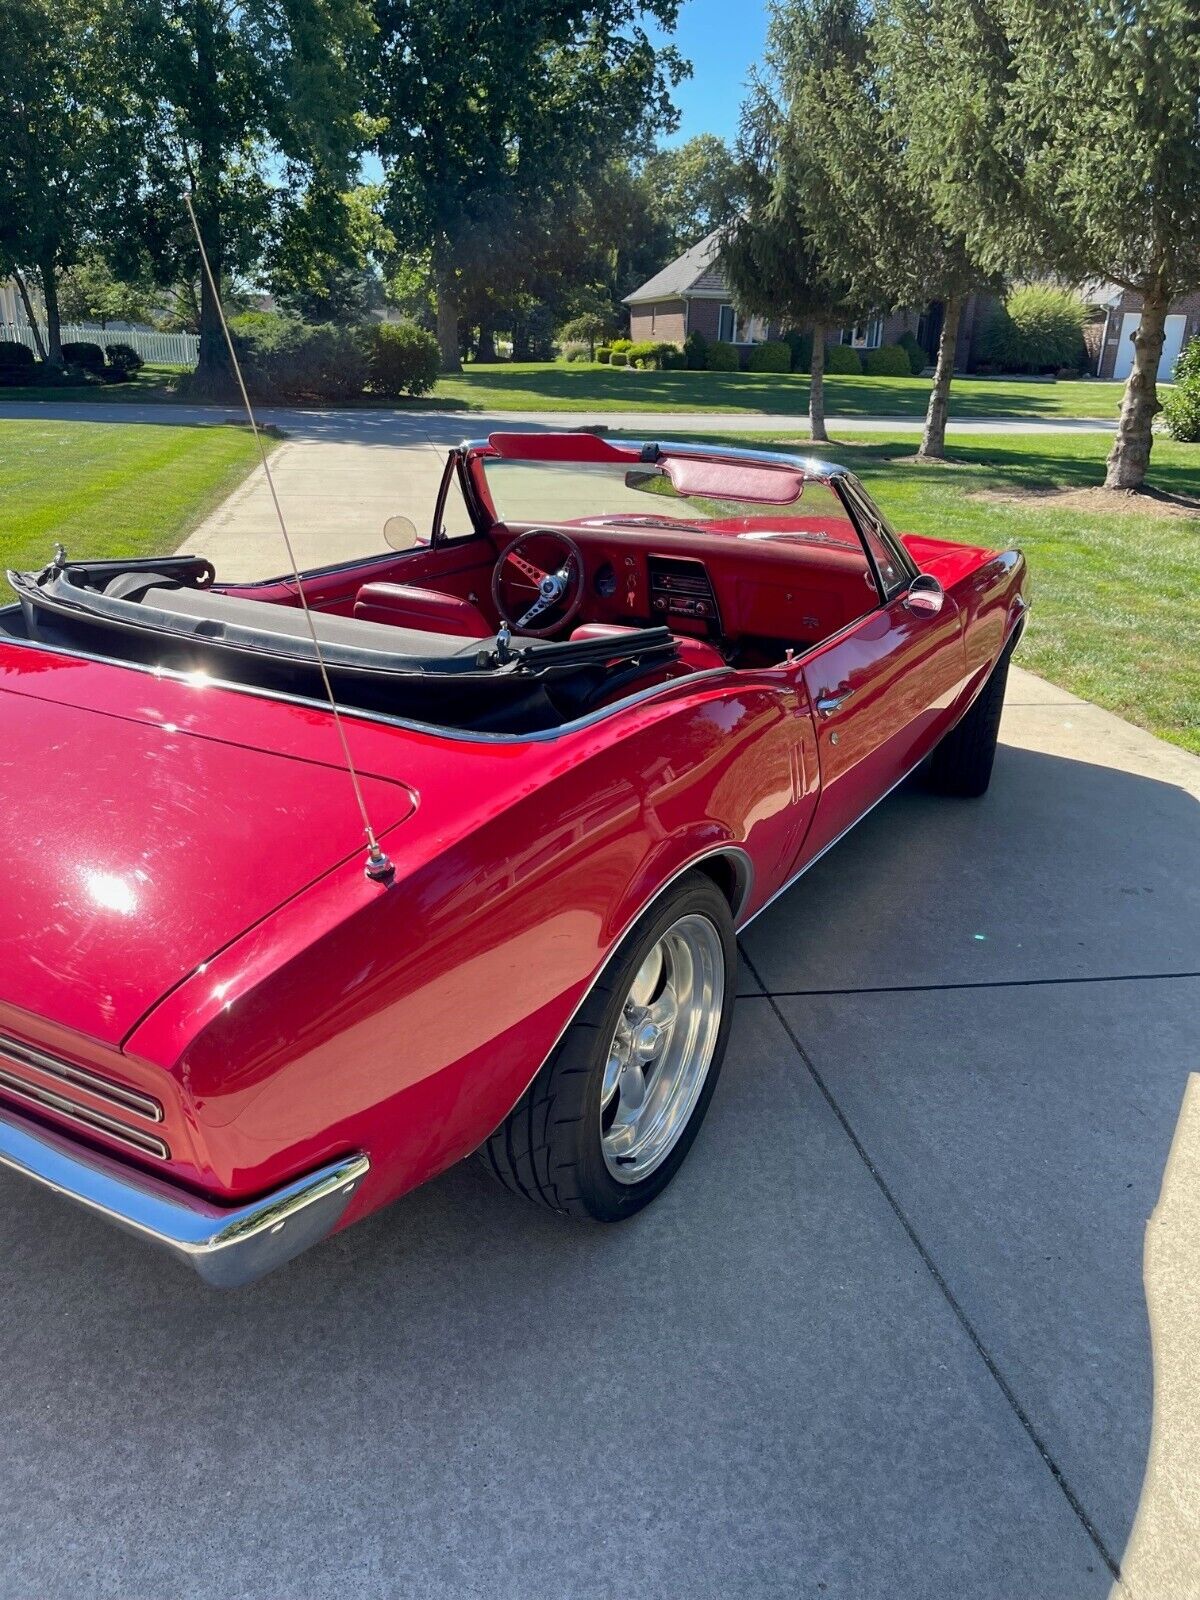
[646,555,721,636]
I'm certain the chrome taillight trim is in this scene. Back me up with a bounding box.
[0,1034,163,1122]
[0,1067,170,1161]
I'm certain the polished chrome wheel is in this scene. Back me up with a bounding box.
[600,913,726,1183]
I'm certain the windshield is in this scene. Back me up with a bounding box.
[478,457,861,546]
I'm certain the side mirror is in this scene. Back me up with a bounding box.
[904,573,945,616]
[383,514,421,552]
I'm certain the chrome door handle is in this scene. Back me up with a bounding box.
[816,685,855,717]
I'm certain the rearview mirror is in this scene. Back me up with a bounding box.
[383,514,420,552]
[624,468,663,494]
[904,573,945,616]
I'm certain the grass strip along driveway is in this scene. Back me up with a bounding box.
[0,418,268,575]
[643,429,1200,756]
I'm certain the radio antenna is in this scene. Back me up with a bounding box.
[183,193,393,883]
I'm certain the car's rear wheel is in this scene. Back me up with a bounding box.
[924,643,1014,798]
[479,872,737,1221]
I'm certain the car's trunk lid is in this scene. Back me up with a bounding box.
[0,676,415,1046]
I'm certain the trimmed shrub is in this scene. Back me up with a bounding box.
[706,340,739,371]
[367,320,440,396]
[60,341,106,374]
[609,350,629,367]
[562,346,591,362]
[0,341,36,386]
[596,346,612,364]
[1163,335,1200,443]
[625,339,682,370]
[230,314,368,402]
[897,330,926,375]
[823,342,863,374]
[863,343,912,377]
[104,342,144,375]
[661,344,686,370]
[683,329,708,370]
[609,337,632,354]
[748,340,791,373]
[977,284,1088,374]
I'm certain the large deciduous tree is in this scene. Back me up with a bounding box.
[889,0,1200,490]
[110,0,372,386]
[640,134,742,257]
[0,0,116,361]
[371,0,685,373]
[769,0,996,458]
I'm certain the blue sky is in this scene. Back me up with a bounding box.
[649,0,770,147]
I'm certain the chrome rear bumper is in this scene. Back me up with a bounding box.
[0,1103,368,1287]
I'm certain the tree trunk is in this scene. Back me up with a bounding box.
[13,269,47,361]
[1105,287,1168,490]
[809,322,828,443]
[918,293,961,460]
[38,260,62,363]
[436,279,462,373]
[476,314,496,363]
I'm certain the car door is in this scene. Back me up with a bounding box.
[794,487,969,863]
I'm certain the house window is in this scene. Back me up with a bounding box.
[735,313,768,344]
[842,318,884,349]
[718,305,768,343]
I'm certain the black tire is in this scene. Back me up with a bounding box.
[479,871,737,1221]
[924,643,1013,798]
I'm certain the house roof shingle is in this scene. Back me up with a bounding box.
[622,231,729,306]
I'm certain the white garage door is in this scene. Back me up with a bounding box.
[1113,311,1187,382]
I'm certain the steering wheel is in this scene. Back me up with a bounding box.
[492,529,586,637]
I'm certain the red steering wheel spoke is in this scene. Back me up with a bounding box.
[506,550,548,587]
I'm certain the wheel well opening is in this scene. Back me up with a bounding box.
[694,852,751,922]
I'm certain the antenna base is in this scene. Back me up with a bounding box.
[365,843,395,883]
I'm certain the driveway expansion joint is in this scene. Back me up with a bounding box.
[740,970,1200,1000]
[738,941,1124,1584]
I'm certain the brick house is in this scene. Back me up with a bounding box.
[1090,285,1200,381]
[623,231,984,368]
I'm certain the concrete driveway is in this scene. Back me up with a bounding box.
[2,683,1198,1598]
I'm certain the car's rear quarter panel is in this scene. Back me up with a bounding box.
[127,673,816,1221]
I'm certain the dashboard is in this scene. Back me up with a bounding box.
[495,521,878,649]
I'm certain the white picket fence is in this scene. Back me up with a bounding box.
[0,322,199,366]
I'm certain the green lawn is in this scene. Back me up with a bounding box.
[0,418,267,574]
[0,358,1126,421]
[431,361,1121,419]
[643,428,1198,754]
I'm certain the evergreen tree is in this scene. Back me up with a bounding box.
[889,0,1200,488]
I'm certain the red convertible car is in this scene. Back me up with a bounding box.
[0,432,1027,1285]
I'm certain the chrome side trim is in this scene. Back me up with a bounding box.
[0,1103,369,1288]
[0,1034,163,1121]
